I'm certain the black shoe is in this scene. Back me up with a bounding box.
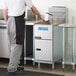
[7,67,24,76]
[7,70,25,76]
[17,66,24,71]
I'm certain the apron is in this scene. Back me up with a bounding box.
[15,12,25,44]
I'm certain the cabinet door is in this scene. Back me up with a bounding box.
[35,40,52,61]
[0,28,9,58]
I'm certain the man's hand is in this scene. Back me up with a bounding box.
[2,9,8,23]
[31,5,44,21]
[38,15,44,20]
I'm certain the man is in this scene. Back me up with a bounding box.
[2,0,43,73]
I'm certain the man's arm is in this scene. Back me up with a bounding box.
[31,5,43,20]
[2,9,8,23]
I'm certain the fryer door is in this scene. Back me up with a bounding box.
[35,40,52,61]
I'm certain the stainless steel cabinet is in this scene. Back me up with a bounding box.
[0,25,9,58]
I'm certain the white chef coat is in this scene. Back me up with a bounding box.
[2,0,33,16]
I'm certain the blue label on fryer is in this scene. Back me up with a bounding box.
[38,27,48,31]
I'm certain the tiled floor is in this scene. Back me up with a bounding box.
[0,59,76,76]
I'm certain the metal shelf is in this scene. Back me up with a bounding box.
[62,26,76,70]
